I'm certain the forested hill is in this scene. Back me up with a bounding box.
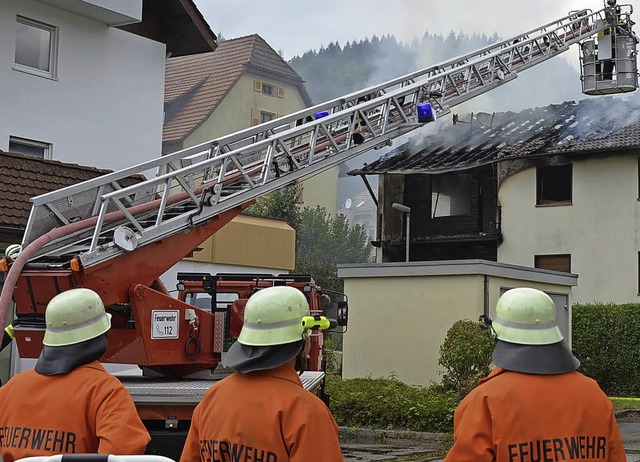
[288,32,587,114]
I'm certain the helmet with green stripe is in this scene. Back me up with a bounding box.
[238,286,310,346]
[492,287,563,345]
[43,288,112,347]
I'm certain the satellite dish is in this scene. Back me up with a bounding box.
[113,226,138,251]
[345,198,352,209]
[476,112,496,127]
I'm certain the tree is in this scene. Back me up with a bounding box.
[244,183,302,230]
[244,183,373,293]
[296,206,372,292]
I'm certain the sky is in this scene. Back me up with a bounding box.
[194,0,638,60]
[192,0,640,183]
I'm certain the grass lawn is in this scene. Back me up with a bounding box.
[611,397,640,411]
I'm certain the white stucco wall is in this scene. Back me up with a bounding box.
[0,0,165,170]
[498,155,640,304]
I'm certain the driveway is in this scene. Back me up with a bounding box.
[340,411,640,461]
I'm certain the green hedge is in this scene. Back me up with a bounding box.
[325,374,459,432]
[572,303,640,396]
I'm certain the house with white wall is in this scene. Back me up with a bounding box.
[0,0,216,171]
[351,96,640,305]
[337,95,640,385]
[0,0,216,381]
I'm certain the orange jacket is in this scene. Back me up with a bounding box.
[0,361,150,462]
[180,364,343,462]
[445,367,626,462]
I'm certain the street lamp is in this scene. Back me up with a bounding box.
[392,202,411,262]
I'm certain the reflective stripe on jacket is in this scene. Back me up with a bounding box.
[444,367,626,462]
[0,361,150,462]
[180,364,343,462]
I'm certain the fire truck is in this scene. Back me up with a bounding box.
[0,1,637,458]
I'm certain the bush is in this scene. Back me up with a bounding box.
[572,303,640,396]
[438,319,494,397]
[325,374,459,432]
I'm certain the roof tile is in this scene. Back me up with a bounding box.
[0,151,114,229]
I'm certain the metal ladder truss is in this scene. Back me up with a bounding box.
[21,5,621,268]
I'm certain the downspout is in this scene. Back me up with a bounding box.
[483,274,490,321]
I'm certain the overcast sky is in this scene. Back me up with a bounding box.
[194,0,638,60]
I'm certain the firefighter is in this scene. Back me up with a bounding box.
[0,288,150,462]
[180,285,343,462]
[601,2,622,80]
[444,287,626,462]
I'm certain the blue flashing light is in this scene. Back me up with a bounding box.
[417,103,436,123]
[315,111,330,119]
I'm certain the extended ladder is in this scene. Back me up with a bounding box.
[20,5,629,269]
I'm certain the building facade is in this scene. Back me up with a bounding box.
[352,97,640,305]
[0,0,215,171]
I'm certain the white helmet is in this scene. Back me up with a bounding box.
[4,244,21,259]
[43,288,111,347]
[238,286,310,346]
[492,287,563,345]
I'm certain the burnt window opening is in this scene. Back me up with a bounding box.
[431,175,471,217]
[535,254,571,273]
[537,164,572,205]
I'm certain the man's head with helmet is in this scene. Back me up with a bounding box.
[491,287,579,374]
[223,285,314,373]
[36,288,112,375]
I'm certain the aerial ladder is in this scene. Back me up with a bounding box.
[0,1,637,378]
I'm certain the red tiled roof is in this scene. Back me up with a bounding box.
[163,34,312,143]
[0,151,113,229]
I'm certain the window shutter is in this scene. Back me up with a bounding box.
[534,254,571,273]
[253,80,262,92]
[277,86,285,98]
[251,108,261,126]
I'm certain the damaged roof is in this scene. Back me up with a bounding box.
[163,34,313,143]
[352,96,640,175]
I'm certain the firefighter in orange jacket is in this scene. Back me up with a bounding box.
[445,287,626,462]
[0,288,150,462]
[180,286,343,462]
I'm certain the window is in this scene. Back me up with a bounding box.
[14,16,58,79]
[535,254,571,273]
[253,80,284,98]
[251,108,277,126]
[261,83,274,96]
[536,164,572,205]
[431,175,471,217]
[9,136,51,159]
[260,110,276,124]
